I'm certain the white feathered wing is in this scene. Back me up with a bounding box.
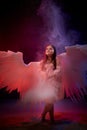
[59,45,87,100]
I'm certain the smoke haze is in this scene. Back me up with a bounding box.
[37,0,80,55]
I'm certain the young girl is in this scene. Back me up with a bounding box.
[39,45,64,123]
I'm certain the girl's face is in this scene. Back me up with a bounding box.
[45,45,54,56]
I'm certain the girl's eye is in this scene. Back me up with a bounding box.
[46,47,53,50]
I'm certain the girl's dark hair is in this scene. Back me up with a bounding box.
[41,45,57,70]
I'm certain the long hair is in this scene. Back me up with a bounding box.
[41,45,57,70]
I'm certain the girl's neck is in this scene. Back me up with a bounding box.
[46,56,52,63]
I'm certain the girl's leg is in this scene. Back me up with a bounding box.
[41,103,54,122]
[41,103,49,121]
[49,104,54,122]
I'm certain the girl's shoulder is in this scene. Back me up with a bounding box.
[56,56,61,66]
[39,60,44,65]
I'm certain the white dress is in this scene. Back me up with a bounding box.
[22,61,64,103]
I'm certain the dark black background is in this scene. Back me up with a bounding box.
[0,0,87,42]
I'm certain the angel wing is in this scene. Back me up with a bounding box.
[0,45,87,103]
[0,50,64,103]
[59,44,87,101]
[0,50,40,96]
